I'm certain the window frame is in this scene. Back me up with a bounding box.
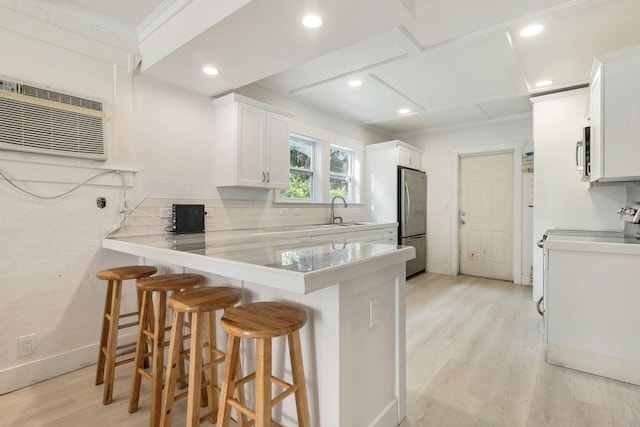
[278,133,319,202]
[275,131,363,205]
[329,145,354,202]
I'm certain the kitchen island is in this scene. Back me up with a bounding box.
[102,227,415,427]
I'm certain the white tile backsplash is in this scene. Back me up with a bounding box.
[125,197,366,232]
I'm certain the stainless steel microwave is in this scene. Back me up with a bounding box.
[576,126,590,181]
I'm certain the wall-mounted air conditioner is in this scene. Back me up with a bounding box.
[0,78,107,161]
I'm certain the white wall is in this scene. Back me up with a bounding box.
[531,88,627,301]
[399,116,534,283]
[0,5,140,394]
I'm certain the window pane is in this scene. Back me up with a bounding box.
[290,138,313,168]
[329,176,349,200]
[281,171,313,199]
[330,148,350,174]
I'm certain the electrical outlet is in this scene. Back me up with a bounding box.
[279,208,288,216]
[159,208,172,218]
[369,298,380,329]
[293,208,302,216]
[18,334,35,357]
[443,255,449,263]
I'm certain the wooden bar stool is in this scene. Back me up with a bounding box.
[128,273,204,427]
[216,301,311,427]
[95,265,157,405]
[160,286,244,427]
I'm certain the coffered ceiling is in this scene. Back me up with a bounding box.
[20,0,640,135]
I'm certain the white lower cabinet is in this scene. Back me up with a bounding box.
[311,226,397,244]
[546,245,640,385]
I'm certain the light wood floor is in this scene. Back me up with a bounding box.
[401,273,640,427]
[1,273,639,426]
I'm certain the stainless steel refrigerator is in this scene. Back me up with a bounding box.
[399,167,426,276]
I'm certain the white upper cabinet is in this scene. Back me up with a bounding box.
[367,140,423,170]
[364,140,424,223]
[589,48,640,182]
[213,93,293,188]
[396,142,422,169]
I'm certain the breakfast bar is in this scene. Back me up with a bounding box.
[102,229,415,427]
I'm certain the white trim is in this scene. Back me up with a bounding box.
[450,142,524,284]
[0,341,95,395]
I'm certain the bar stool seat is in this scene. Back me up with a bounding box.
[216,301,311,427]
[128,273,204,427]
[95,265,157,405]
[161,286,245,427]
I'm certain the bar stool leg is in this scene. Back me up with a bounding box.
[289,330,311,426]
[128,289,150,414]
[149,291,168,426]
[204,311,217,422]
[136,287,153,369]
[217,335,241,427]
[95,279,114,386]
[186,312,203,427]
[103,280,123,404]
[161,310,184,427]
[234,352,248,427]
[255,338,272,427]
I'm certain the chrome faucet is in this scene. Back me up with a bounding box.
[330,195,348,224]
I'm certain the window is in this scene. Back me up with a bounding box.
[280,134,316,200]
[329,146,353,201]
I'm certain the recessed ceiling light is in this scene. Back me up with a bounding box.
[520,24,545,37]
[348,80,362,87]
[398,108,411,115]
[535,80,553,88]
[302,14,322,29]
[202,66,219,76]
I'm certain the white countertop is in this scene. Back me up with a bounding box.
[102,223,414,294]
[545,230,640,255]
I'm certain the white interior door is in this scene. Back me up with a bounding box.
[459,153,513,281]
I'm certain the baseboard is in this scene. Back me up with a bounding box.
[547,343,640,385]
[0,330,138,395]
[0,343,99,395]
[369,398,399,427]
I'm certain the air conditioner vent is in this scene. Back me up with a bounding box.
[0,78,106,160]
[21,84,103,112]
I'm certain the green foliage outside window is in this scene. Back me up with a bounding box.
[330,149,350,174]
[329,147,351,200]
[329,178,348,198]
[281,136,315,200]
[280,172,312,199]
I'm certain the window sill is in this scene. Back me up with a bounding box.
[273,200,364,206]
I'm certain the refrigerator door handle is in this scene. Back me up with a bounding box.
[404,181,410,225]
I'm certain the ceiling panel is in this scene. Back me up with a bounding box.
[371,103,492,134]
[261,30,412,93]
[404,0,578,48]
[291,72,419,122]
[371,31,527,110]
[509,0,640,91]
